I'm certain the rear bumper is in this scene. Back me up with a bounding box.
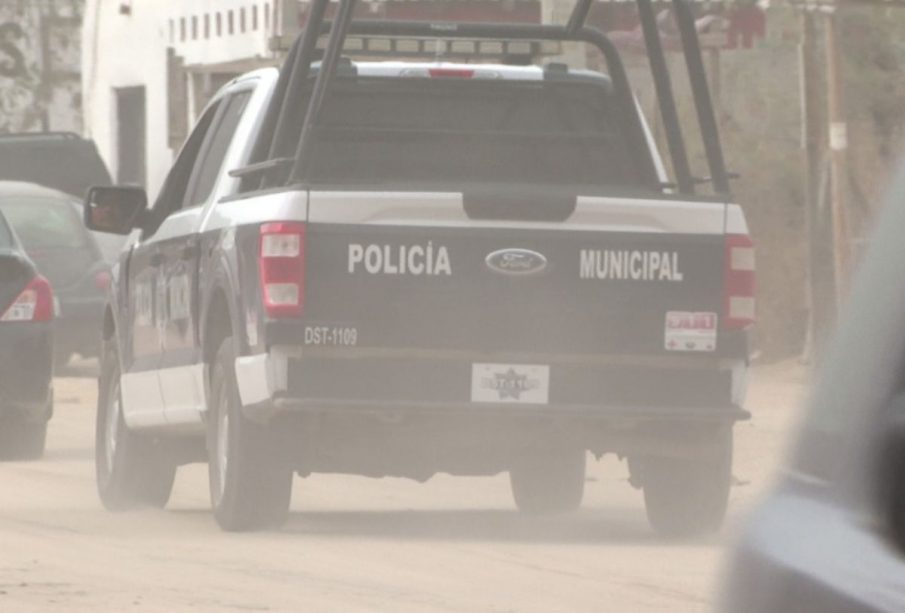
[271,396,749,421]
[0,322,53,422]
[235,348,749,424]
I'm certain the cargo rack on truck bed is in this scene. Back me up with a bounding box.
[231,0,731,199]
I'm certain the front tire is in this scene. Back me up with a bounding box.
[95,340,176,510]
[510,448,586,515]
[207,338,292,532]
[640,429,733,537]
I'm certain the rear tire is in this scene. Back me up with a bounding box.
[0,419,47,460]
[510,448,586,515]
[207,338,292,532]
[95,340,176,510]
[641,429,733,538]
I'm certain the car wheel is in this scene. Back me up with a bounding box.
[641,428,733,538]
[0,419,47,460]
[207,338,292,532]
[95,340,176,510]
[509,447,586,515]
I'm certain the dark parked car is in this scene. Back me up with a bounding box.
[720,166,905,611]
[0,209,54,459]
[0,181,120,366]
[0,132,112,198]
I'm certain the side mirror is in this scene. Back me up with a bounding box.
[83,186,148,235]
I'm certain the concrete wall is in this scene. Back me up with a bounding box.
[0,2,82,133]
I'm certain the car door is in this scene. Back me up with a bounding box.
[120,215,172,428]
[119,98,224,428]
[157,86,254,426]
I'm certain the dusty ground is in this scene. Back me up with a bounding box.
[0,361,809,612]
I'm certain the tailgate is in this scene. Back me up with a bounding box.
[300,192,729,358]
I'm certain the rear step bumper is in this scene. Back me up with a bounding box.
[267,396,750,422]
[247,396,748,462]
[234,349,750,424]
[235,349,747,412]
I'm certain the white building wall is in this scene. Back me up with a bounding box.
[167,0,275,72]
[83,0,280,197]
[83,0,174,196]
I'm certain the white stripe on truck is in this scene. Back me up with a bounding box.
[204,189,747,237]
[307,190,739,235]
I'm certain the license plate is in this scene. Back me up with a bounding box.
[665,311,717,352]
[471,363,550,404]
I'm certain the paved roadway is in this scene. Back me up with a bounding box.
[0,361,806,612]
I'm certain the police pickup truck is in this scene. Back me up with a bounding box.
[85,6,753,534]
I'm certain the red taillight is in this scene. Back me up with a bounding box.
[94,270,112,291]
[723,234,756,330]
[428,68,475,78]
[259,222,306,318]
[1,275,54,323]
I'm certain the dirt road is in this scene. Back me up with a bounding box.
[0,362,807,612]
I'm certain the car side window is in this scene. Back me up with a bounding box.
[148,100,222,229]
[183,90,252,209]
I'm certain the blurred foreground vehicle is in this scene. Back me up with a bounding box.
[86,0,753,533]
[0,182,118,367]
[0,210,54,459]
[720,168,905,611]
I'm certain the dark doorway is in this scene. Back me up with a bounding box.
[115,86,147,186]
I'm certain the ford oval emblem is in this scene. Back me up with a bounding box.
[485,248,548,276]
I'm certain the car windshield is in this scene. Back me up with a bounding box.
[309,78,655,191]
[0,197,92,251]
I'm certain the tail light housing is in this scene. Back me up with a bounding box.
[259,222,306,318]
[400,67,500,79]
[428,68,475,78]
[723,234,756,329]
[1,275,54,322]
[94,270,112,291]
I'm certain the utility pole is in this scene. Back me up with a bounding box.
[707,47,721,119]
[825,9,849,307]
